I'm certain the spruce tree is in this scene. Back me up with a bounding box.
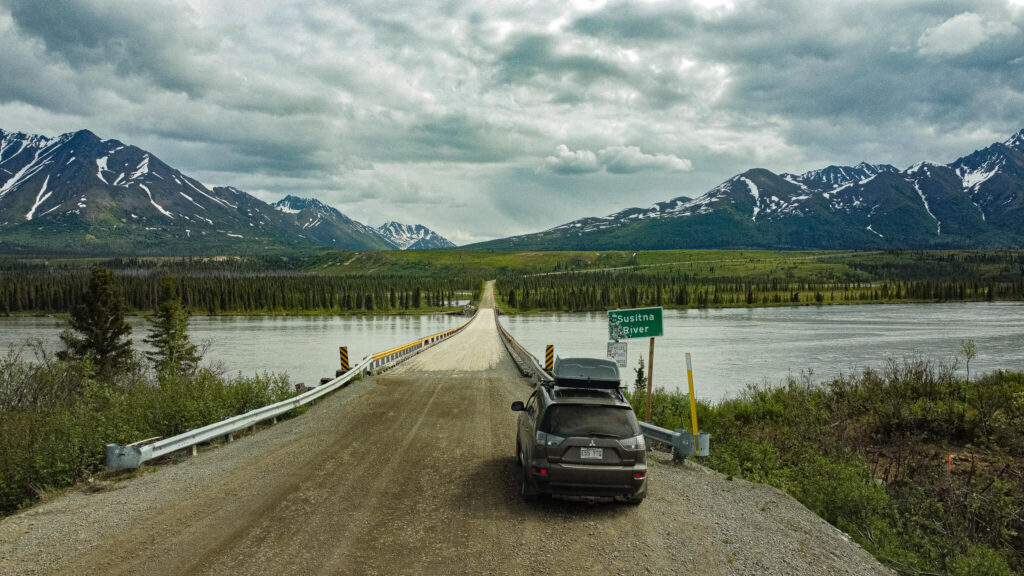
[58,266,133,376]
[145,276,200,374]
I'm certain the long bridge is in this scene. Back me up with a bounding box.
[0,283,890,575]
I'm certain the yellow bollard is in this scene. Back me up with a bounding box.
[686,353,700,454]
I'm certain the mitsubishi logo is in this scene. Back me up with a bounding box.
[589,440,596,447]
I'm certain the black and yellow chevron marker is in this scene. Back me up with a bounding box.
[545,345,554,372]
[339,346,350,372]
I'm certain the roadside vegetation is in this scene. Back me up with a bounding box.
[627,350,1024,575]
[0,266,298,516]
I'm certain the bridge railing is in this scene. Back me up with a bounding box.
[368,312,476,374]
[493,308,709,460]
[493,308,552,384]
[107,309,480,469]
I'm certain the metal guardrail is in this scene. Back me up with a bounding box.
[494,309,552,385]
[640,422,711,461]
[107,309,480,469]
[494,308,710,458]
[106,356,372,468]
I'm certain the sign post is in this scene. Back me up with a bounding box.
[647,337,655,421]
[607,307,663,421]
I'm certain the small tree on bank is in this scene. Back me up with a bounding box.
[960,338,978,382]
[633,355,647,396]
[145,276,200,375]
[58,266,133,376]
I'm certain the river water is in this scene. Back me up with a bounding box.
[1,302,1021,402]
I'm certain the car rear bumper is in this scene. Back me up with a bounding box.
[530,460,647,499]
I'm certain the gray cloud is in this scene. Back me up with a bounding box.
[544,145,692,175]
[1,0,1022,244]
[918,12,1019,56]
[544,145,601,174]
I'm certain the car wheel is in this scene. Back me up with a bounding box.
[515,435,523,466]
[626,496,645,506]
[520,462,538,502]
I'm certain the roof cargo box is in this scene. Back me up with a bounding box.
[552,357,621,389]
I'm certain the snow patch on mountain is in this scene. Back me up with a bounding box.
[140,183,173,218]
[25,175,51,220]
[909,178,940,235]
[95,155,108,182]
[130,155,150,180]
[1005,129,1024,151]
[959,163,1002,191]
[740,177,760,221]
[0,134,67,197]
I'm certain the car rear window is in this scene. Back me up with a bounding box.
[540,405,640,438]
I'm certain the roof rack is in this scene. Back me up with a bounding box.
[547,357,622,390]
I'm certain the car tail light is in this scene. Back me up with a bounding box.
[618,434,645,451]
[532,466,548,476]
[634,471,646,480]
[535,431,565,447]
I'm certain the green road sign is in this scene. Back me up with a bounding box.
[608,307,663,340]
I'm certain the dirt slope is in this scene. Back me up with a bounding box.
[0,284,891,575]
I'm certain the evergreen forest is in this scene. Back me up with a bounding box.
[496,250,1024,312]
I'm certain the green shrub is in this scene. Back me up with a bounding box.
[947,546,1014,576]
[0,356,298,516]
[633,363,1024,574]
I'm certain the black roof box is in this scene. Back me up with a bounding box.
[551,357,621,389]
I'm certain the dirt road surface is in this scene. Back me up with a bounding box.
[0,284,891,575]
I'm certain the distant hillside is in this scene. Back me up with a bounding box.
[468,129,1024,251]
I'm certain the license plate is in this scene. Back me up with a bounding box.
[580,447,603,460]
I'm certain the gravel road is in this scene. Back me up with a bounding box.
[0,284,892,575]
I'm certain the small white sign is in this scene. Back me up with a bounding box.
[607,341,628,367]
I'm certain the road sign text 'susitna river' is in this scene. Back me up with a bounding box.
[608,307,664,341]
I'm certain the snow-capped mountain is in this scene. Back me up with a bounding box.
[375,221,455,250]
[271,195,392,250]
[472,129,1024,250]
[0,129,394,254]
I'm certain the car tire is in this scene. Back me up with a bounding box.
[515,434,523,466]
[520,460,538,502]
[625,496,644,506]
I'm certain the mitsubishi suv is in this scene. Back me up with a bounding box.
[510,357,647,504]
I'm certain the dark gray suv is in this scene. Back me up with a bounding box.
[511,357,647,504]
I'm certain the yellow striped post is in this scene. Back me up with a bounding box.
[339,346,350,372]
[545,345,554,372]
[686,352,700,455]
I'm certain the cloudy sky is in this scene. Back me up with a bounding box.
[2,0,1022,244]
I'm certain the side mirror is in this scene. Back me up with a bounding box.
[510,401,525,412]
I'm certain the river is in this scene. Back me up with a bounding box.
[1,302,1021,402]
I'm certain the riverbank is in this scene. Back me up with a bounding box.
[630,363,1024,575]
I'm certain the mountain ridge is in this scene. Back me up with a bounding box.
[468,129,1024,251]
[0,129,453,255]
